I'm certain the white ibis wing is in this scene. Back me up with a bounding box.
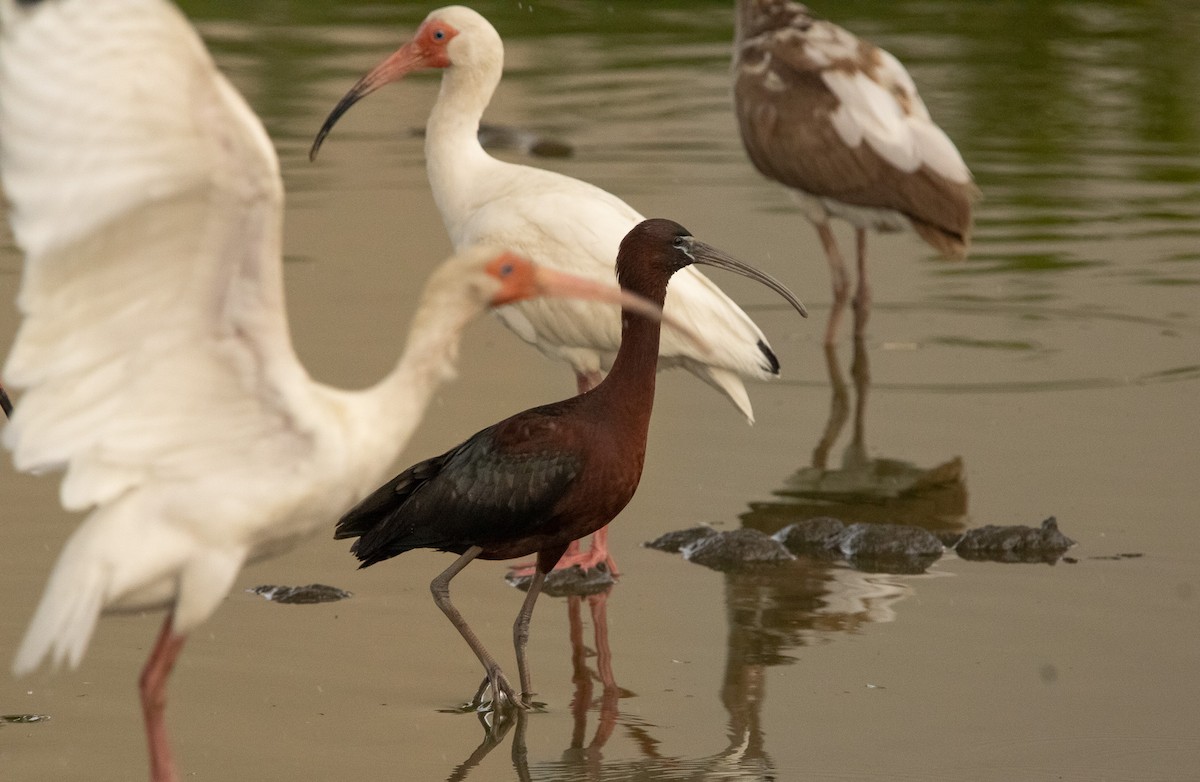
[0,0,314,511]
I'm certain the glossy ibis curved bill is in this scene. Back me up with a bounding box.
[733,0,979,344]
[0,2,674,780]
[335,218,807,710]
[310,5,792,575]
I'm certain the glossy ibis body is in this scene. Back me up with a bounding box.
[336,219,807,709]
[734,0,979,344]
[313,5,791,574]
[0,1,671,778]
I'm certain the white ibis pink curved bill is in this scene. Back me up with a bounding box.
[311,4,807,576]
[335,218,808,709]
[0,1,674,778]
[734,0,979,344]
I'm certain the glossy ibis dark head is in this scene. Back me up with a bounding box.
[616,218,807,319]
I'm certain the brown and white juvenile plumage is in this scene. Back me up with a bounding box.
[734,0,979,343]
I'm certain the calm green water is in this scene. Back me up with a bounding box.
[2,2,1198,780]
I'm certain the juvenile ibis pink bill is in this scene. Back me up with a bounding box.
[0,2,673,780]
[311,5,807,577]
[335,218,807,710]
[734,0,979,344]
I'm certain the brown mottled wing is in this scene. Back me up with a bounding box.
[734,16,976,256]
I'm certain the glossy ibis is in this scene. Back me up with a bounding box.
[734,0,979,344]
[311,5,792,574]
[335,218,807,709]
[0,2,672,779]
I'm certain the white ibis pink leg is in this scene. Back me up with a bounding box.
[139,615,186,782]
[432,546,523,710]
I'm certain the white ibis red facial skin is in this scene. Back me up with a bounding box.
[335,218,807,710]
[311,5,798,575]
[0,2,673,780]
[733,0,979,344]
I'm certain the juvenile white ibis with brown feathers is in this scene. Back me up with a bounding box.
[0,1,673,779]
[311,5,805,576]
[734,0,979,344]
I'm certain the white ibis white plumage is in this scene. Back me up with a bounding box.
[0,1,673,779]
[734,0,979,344]
[310,5,804,576]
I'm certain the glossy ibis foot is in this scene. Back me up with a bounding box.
[468,669,526,713]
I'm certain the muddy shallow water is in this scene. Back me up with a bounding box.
[2,2,1198,780]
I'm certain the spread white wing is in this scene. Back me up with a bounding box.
[0,0,313,512]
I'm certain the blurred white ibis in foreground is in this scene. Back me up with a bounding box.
[734,0,979,344]
[310,5,806,577]
[335,218,808,709]
[0,1,673,779]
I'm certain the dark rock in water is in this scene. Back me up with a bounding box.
[643,525,718,553]
[1,714,50,725]
[506,563,615,597]
[248,584,353,604]
[773,517,846,555]
[682,529,795,572]
[954,517,1076,564]
[836,523,944,574]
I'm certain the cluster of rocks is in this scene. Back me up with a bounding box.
[645,516,1075,574]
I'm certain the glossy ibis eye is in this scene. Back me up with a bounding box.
[672,236,686,249]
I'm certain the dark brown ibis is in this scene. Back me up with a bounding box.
[733,0,980,344]
[335,218,807,709]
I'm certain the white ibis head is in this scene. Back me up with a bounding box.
[310,5,499,160]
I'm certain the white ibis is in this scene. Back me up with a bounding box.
[734,0,979,344]
[0,1,674,779]
[310,5,804,576]
[335,218,808,709]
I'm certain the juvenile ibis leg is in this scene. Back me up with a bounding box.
[431,546,521,709]
[852,228,872,338]
[139,614,186,782]
[817,222,851,345]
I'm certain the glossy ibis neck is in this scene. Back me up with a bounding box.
[587,267,672,428]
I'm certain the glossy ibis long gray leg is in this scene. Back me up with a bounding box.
[0,381,12,418]
[513,545,566,706]
[431,546,521,709]
[140,614,186,782]
[816,222,850,346]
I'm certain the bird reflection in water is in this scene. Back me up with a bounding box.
[748,337,968,538]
